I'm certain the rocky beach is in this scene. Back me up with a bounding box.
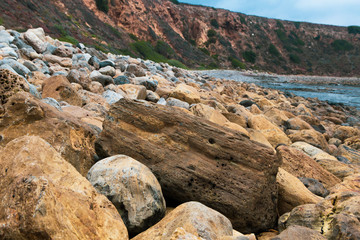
[1,26,360,240]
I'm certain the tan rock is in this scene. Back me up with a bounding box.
[287,129,329,152]
[28,71,47,87]
[132,202,233,240]
[248,115,292,147]
[316,159,360,180]
[295,104,313,117]
[170,83,201,104]
[24,29,46,53]
[264,108,289,126]
[0,69,30,105]
[333,126,360,141]
[277,168,323,215]
[223,122,249,137]
[87,155,166,236]
[43,54,72,67]
[344,136,360,150]
[42,75,82,106]
[250,104,262,114]
[89,81,104,94]
[169,228,203,240]
[190,103,229,126]
[336,144,360,164]
[285,117,313,130]
[273,225,326,240]
[223,112,247,128]
[291,142,326,157]
[276,145,340,188]
[118,84,147,100]
[0,136,128,240]
[78,90,110,109]
[248,129,275,151]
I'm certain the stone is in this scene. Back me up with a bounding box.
[264,108,289,127]
[316,158,360,180]
[344,136,360,151]
[223,112,247,128]
[67,68,92,89]
[114,75,130,85]
[53,45,73,58]
[0,92,96,176]
[170,83,201,104]
[328,138,342,147]
[0,30,14,44]
[298,178,329,197]
[166,97,190,110]
[285,117,313,130]
[88,55,100,69]
[276,145,340,188]
[287,129,329,152]
[102,90,124,105]
[87,155,166,236]
[0,46,18,59]
[96,99,280,233]
[89,81,104,94]
[126,63,146,77]
[83,102,108,117]
[333,126,360,141]
[273,225,326,240]
[248,129,275,151]
[336,144,360,164]
[169,228,203,240]
[146,90,160,103]
[42,75,82,106]
[223,122,250,137]
[99,65,116,77]
[43,54,72,67]
[133,77,158,91]
[248,115,292,147]
[295,104,313,117]
[99,59,115,68]
[78,90,109,109]
[290,142,326,158]
[90,70,114,86]
[132,202,233,240]
[239,99,256,107]
[277,168,322,215]
[0,69,29,104]
[190,103,229,126]
[41,97,62,111]
[23,30,46,53]
[117,84,147,100]
[0,58,31,77]
[0,136,128,240]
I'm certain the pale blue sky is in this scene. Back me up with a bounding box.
[180,0,360,26]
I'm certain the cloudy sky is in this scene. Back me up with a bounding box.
[179,0,360,26]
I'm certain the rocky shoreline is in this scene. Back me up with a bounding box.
[1,26,360,239]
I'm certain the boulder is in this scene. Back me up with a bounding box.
[287,129,329,152]
[42,75,83,106]
[276,145,340,188]
[87,155,166,236]
[263,108,289,127]
[333,126,360,141]
[24,29,46,53]
[223,122,249,137]
[53,45,73,58]
[99,66,116,77]
[0,69,30,104]
[272,225,326,240]
[336,144,360,164]
[67,68,92,89]
[190,103,228,126]
[133,77,158,91]
[96,99,280,233]
[223,112,247,128]
[170,83,201,104]
[316,158,360,180]
[43,54,72,68]
[248,115,292,147]
[132,202,233,240]
[114,75,130,85]
[89,70,114,86]
[102,90,124,105]
[0,92,96,176]
[276,168,322,215]
[248,129,274,151]
[88,81,104,94]
[290,142,332,159]
[285,117,313,130]
[117,84,147,100]
[146,90,160,103]
[166,97,190,110]
[0,136,128,240]
[298,178,329,197]
[126,64,146,77]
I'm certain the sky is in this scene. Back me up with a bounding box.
[179,0,360,26]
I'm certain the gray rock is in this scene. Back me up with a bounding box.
[133,77,158,91]
[76,42,86,50]
[90,70,114,86]
[73,53,92,63]
[166,97,190,110]
[52,71,68,76]
[27,81,41,99]
[298,177,329,197]
[23,60,39,72]
[102,90,124,105]
[0,64,17,75]
[0,46,18,59]
[0,58,31,77]
[83,103,107,117]
[87,155,166,236]
[41,97,62,111]
[146,90,160,103]
[157,97,167,105]
[126,64,146,77]
[88,56,100,69]
[113,75,130,85]
[32,59,50,74]
[23,30,46,53]
[0,30,14,44]
[99,66,116,77]
[99,59,115,68]
[67,68,91,89]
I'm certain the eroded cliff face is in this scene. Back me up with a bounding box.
[1,0,360,75]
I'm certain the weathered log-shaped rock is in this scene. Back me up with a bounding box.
[96,99,280,233]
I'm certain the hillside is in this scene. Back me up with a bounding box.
[1,0,360,76]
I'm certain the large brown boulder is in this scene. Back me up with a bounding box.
[287,129,329,152]
[96,99,280,233]
[0,136,128,240]
[0,92,96,176]
[0,69,30,105]
[276,145,340,188]
[42,75,83,106]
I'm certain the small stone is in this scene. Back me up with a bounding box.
[89,70,114,86]
[102,90,124,105]
[113,75,130,85]
[99,66,116,77]
[166,97,190,110]
[89,81,104,94]
[126,64,146,77]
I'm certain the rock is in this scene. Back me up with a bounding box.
[0,58,31,77]
[0,136,128,240]
[285,117,313,130]
[276,145,340,188]
[166,97,190,110]
[0,30,14,44]
[78,89,109,109]
[298,178,329,197]
[0,92,96,176]
[277,168,322,215]
[102,90,124,105]
[223,112,247,128]
[239,99,256,108]
[41,97,62,111]
[336,144,360,164]
[43,54,72,67]
[132,202,233,240]
[133,77,158,91]
[88,55,100,69]
[272,225,326,240]
[223,122,249,137]
[190,103,229,126]
[117,84,147,100]
[344,136,360,150]
[87,155,166,236]
[95,98,280,233]
[146,90,160,103]
[99,59,115,68]
[170,83,201,104]
[53,45,73,58]
[287,129,329,152]
[333,126,360,141]
[169,227,203,240]
[316,158,360,180]
[23,29,46,53]
[114,75,130,85]
[89,81,104,94]
[290,142,326,158]
[328,137,342,147]
[0,46,18,59]
[248,129,275,151]
[126,64,146,77]
[99,65,116,77]
[248,115,291,147]
[90,70,114,86]
[42,75,82,106]
[264,108,289,127]
[0,69,29,104]
[295,104,313,117]
[67,68,92,89]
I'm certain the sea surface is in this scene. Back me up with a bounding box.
[196,70,360,110]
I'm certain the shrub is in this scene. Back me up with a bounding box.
[294,22,301,29]
[275,29,287,41]
[54,24,68,37]
[0,17,3,25]
[167,59,187,69]
[207,29,217,38]
[289,54,301,64]
[199,47,210,55]
[155,40,175,58]
[107,24,122,39]
[348,26,360,35]
[95,0,109,13]
[131,41,167,62]
[269,44,280,57]
[276,20,284,29]
[189,39,196,46]
[58,35,79,45]
[129,33,138,41]
[210,19,219,29]
[331,39,354,51]
[228,56,246,69]
[243,51,256,63]
[240,15,246,25]
[170,0,179,4]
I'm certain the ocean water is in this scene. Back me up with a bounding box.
[197,70,360,109]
